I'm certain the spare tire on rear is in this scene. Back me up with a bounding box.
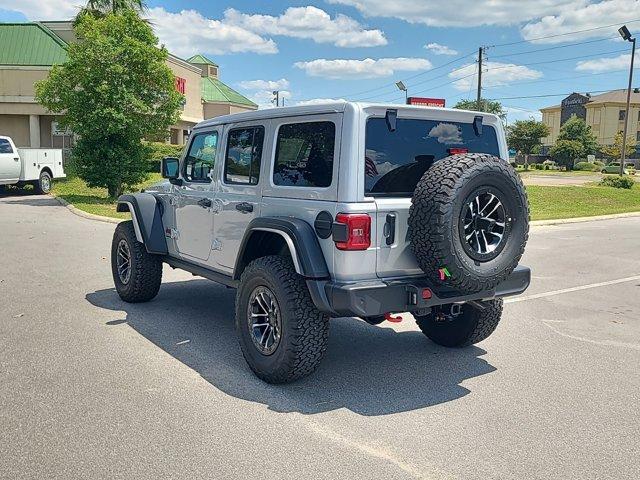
[408,153,528,294]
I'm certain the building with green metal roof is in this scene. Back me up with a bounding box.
[0,22,257,148]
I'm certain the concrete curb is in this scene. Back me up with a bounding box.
[53,195,121,225]
[53,194,640,228]
[530,211,640,227]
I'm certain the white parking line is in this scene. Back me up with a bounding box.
[505,275,640,304]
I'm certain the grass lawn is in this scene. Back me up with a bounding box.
[52,174,163,219]
[51,175,640,222]
[527,184,640,220]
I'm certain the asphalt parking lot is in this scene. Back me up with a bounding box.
[1,193,639,479]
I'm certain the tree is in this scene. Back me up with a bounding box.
[557,116,598,156]
[507,120,550,169]
[75,0,146,24]
[600,131,637,160]
[550,140,584,170]
[36,11,182,197]
[454,99,505,119]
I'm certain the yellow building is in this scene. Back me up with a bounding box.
[540,90,640,150]
[0,22,257,148]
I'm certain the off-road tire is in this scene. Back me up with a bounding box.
[415,299,503,347]
[408,153,528,293]
[34,171,52,194]
[111,220,162,303]
[235,255,329,384]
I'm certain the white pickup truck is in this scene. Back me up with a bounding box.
[0,135,65,194]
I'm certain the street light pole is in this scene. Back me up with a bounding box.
[619,26,636,176]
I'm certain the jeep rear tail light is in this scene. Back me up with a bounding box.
[333,213,371,250]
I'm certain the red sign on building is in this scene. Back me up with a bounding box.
[175,77,186,95]
[407,97,446,108]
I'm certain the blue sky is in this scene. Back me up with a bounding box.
[1,0,639,121]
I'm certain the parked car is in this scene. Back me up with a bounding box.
[601,162,634,174]
[0,136,65,193]
[110,102,531,383]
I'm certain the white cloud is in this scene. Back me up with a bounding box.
[425,43,458,56]
[327,0,576,27]
[504,107,542,122]
[223,6,387,48]
[449,61,543,91]
[148,8,277,57]
[521,0,639,43]
[237,79,291,91]
[296,98,348,106]
[294,58,432,79]
[575,52,639,72]
[0,0,79,20]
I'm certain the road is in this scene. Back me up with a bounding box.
[1,193,639,480]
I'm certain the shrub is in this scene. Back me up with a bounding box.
[574,161,599,171]
[600,175,635,189]
[144,141,184,172]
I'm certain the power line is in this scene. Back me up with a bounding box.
[488,35,619,59]
[488,90,611,100]
[490,18,640,47]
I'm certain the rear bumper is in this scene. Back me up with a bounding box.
[308,265,531,317]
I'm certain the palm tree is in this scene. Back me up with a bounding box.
[75,0,146,24]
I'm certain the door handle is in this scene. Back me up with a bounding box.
[13,157,19,161]
[198,198,212,208]
[235,202,254,213]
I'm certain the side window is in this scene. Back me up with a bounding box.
[184,132,218,182]
[0,139,14,154]
[273,122,335,188]
[224,126,264,185]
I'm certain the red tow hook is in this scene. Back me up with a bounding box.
[384,312,403,323]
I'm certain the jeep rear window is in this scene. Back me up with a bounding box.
[364,117,500,197]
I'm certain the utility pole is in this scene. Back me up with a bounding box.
[476,46,483,111]
[272,90,280,107]
[618,25,636,175]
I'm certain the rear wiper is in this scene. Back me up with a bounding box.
[473,115,483,136]
[385,109,398,132]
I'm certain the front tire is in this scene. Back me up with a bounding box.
[34,171,52,194]
[415,299,503,347]
[235,255,329,383]
[111,221,162,303]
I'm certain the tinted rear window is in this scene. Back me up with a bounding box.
[273,121,335,188]
[365,118,500,196]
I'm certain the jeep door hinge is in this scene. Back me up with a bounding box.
[211,238,222,251]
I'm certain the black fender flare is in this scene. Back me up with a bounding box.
[234,217,330,280]
[116,193,168,255]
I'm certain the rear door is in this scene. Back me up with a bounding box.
[212,122,267,273]
[0,137,21,182]
[363,110,503,278]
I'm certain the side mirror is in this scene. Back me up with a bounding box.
[161,157,182,185]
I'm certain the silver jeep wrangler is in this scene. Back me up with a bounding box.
[111,102,530,383]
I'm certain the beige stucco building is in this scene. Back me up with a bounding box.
[540,90,640,149]
[0,21,257,148]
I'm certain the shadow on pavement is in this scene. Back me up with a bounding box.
[0,195,60,207]
[86,279,496,416]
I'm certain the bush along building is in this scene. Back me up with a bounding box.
[0,21,257,148]
[540,89,640,159]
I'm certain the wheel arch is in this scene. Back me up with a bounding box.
[234,217,330,281]
[40,166,53,178]
[116,193,167,255]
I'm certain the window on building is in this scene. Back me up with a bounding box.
[224,126,264,185]
[619,110,626,121]
[0,138,13,154]
[273,121,336,188]
[638,110,640,121]
[636,131,640,142]
[184,132,218,182]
